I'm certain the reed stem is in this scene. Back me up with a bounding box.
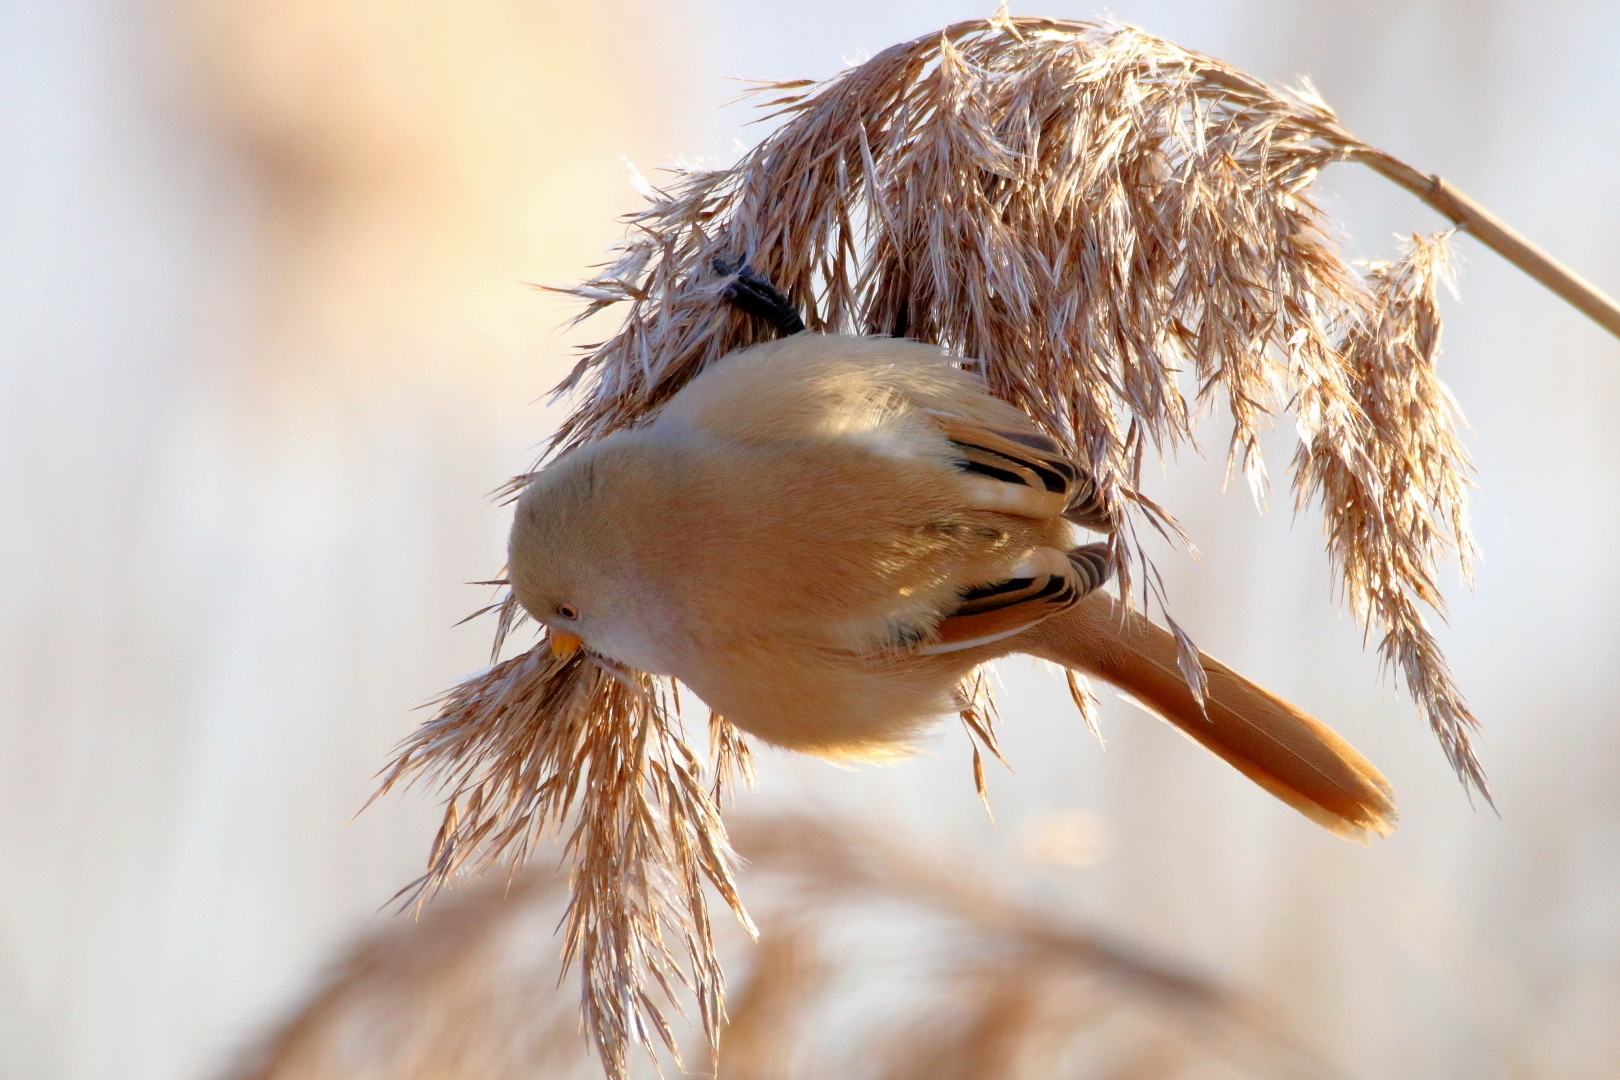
[1354,148,1620,340]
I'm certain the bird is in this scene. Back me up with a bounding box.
[508,331,1396,841]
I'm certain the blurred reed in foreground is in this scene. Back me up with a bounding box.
[223,815,1343,1080]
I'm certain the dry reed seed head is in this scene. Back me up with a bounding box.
[955,667,1008,808]
[547,20,1480,796]
[385,15,1486,1079]
[1298,230,1483,793]
[708,710,757,804]
[375,644,750,1077]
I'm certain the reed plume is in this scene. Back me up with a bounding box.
[373,646,751,1077]
[546,16,1485,786]
[379,16,1515,1075]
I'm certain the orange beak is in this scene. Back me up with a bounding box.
[549,629,582,659]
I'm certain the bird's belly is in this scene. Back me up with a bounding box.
[674,644,967,760]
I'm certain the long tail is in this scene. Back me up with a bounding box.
[1019,592,1397,841]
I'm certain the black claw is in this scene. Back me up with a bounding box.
[714,258,806,336]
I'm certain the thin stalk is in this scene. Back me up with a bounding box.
[1354,148,1620,340]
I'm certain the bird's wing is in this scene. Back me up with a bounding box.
[1017,592,1397,841]
[919,544,1110,654]
[651,335,1112,531]
[930,415,1109,528]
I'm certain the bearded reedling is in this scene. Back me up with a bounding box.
[509,287,1394,840]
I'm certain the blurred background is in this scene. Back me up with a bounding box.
[4,1,1619,1078]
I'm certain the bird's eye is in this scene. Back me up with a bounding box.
[556,604,580,620]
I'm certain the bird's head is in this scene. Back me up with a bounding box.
[506,438,671,671]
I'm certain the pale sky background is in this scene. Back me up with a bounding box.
[4,1,1619,1078]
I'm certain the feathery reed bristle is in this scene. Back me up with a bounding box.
[1297,232,1483,791]
[374,636,752,1076]
[384,16,1486,1076]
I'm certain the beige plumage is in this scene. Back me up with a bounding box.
[509,334,1395,838]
